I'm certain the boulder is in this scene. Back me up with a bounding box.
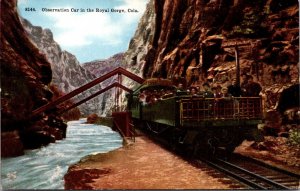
[86,113,100,124]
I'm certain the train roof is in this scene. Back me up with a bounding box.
[133,78,176,94]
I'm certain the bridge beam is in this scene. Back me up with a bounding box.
[32,67,144,116]
[59,82,133,115]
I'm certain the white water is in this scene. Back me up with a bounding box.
[1,118,123,189]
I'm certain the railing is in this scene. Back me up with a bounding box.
[128,122,136,142]
[113,119,136,142]
[180,97,262,122]
[113,119,126,138]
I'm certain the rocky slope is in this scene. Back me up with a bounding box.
[123,0,156,77]
[143,0,299,80]
[116,0,156,113]
[1,0,68,157]
[82,0,156,115]
[83,53,124,77]
[21,19,103,115]
[138,0,299,126]
[82,53,125,115]
[114,0,156,112]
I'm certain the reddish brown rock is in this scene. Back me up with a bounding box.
[139,0,298,121]
[236,136,300,174]
[64,166,111,190]
[1,131,24,158]
[1,0,68,156]
[86,113,100,124]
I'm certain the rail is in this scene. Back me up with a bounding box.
[180,97,262,123]
[198,158,291,190]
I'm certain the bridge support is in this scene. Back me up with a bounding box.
[112,111,134,140]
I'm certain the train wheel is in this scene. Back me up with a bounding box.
[168,130,178,151]
[191,134,206,158]
[219,128,235,147]
[218,128,243,158]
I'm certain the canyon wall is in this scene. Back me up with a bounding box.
[118,0,156,111]
[1,0,68,157]
[82,53,125,115]
[141,0,299,114]
[83,0,156,115]
[22,19,103,115]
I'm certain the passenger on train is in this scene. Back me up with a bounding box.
[139,90,147,105]
[240,73,249,96]
[220,87,232,98]
[244,75,262,97]
[190,87,199,97]
[213,85,222,98]
[212,86,217,97]
[227,78,242,97]
[176,83,185,92]
[202,82,214,98]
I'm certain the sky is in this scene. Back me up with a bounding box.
[17,0,149,63]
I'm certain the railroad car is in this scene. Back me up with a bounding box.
[128,78,264,156]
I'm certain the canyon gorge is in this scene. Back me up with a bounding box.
[1,0,299,157]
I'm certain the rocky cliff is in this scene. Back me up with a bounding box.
[139,0,299,120]
[83,53,124,77]
[21,19,103,115]
[82,0,156,115]
[117,0,156,111]
[82,53,124,115]
[143,0,299,81]
[1,0,68,157]
[123,0,156,77]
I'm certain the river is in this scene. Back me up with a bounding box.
[1,118,123,189]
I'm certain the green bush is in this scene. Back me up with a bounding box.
[288,128,300,146]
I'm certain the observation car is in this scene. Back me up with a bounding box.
[128,78,263,156]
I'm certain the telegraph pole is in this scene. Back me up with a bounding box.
[222,41,251,87]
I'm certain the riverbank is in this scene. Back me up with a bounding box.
[64,135,232,189]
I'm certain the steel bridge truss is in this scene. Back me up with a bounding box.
[32,67,145,116]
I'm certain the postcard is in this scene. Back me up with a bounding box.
[1,0,299,190]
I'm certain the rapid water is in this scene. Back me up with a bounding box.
[1,118,123,189]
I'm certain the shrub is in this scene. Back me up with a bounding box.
[288,128,300,146]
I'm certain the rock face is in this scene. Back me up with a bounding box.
[124,0,156,77]
[1,0,68,156]
[21,19,103,115]
[82,0,156,115]
[86,113,100,124]
[114,0,156,113]
[82,53,125,115]
[138,0,299,120]
[83,53,124,77]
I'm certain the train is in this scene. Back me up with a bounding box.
[127,78,264,156]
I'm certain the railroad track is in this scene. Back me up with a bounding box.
[198,156,300,190]
[138,126,300,189]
